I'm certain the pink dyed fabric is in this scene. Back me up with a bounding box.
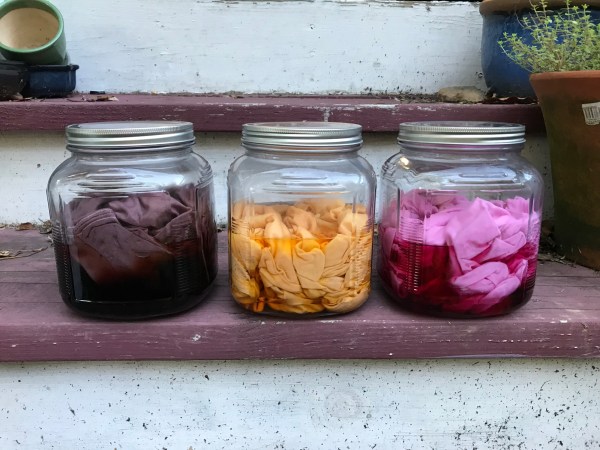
[379,190,540,316]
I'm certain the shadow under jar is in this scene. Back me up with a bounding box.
[47,121,218,319]
[228,122,377,317]
[378,122,543,318]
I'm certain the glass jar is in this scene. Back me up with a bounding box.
[47,121,218,319]
[228,122,376,317]
[379,122,543,318]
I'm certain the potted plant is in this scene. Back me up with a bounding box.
[499,0,600,269]
[480,0,600,97]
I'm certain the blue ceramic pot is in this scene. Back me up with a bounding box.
[22,64,78,98]
[480,6,600,97]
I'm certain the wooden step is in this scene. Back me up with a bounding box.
[1,228,597,362]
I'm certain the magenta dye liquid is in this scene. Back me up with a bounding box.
[379,228,538,318]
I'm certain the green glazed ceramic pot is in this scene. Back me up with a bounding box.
[0,0,66,65]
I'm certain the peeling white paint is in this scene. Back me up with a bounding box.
[48,0,486,95]
[0,360,598,449]
[416,105,438,111]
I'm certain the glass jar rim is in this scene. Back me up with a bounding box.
[241,121,363,153]
[65,121,195,152]
[398,121,526,147]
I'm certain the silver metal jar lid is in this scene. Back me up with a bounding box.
[398,121,526,146]
[241,122,363,152]
[66,121,195,152]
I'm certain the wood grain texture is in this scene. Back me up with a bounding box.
[1,229,598,362]
[0,95,545,133]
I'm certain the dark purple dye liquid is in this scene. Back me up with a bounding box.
[54,237,217,319]
[52,186,217,319]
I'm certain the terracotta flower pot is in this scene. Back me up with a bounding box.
[530,71,600,269]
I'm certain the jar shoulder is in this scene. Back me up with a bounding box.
[47,157,79,187]
[48,151,213,204]
[229,154,376,185]
[51,152,211,179]
[382,151,542,183]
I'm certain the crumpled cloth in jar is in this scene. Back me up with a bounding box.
[230,199,373,314]
[379,191,540,313]
[72,207,171,285]
[67,189,209,286]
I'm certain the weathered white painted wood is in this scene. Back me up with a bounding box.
[50,0,485,94]
[0,360,598,449]
[0,131,553,224]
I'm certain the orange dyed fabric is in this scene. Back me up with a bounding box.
[229,199,373,315]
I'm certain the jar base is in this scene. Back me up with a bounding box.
[380,281,533,319]
[233,301,366,319]
[60,280,215,321]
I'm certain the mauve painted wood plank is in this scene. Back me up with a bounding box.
[0,230,51,249]
[536,276,600,287]
[0,95,545,133]
[328,103,545,133]
[0,242,54,273]
[536,263,600,278]
[0,282,63,303]
[1,229,600,361]
[0,259,55,273]
[1,317,597,360]
[0,271,57,283]
[528,284,600,298]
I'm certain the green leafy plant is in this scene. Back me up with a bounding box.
[499,0,600,72]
